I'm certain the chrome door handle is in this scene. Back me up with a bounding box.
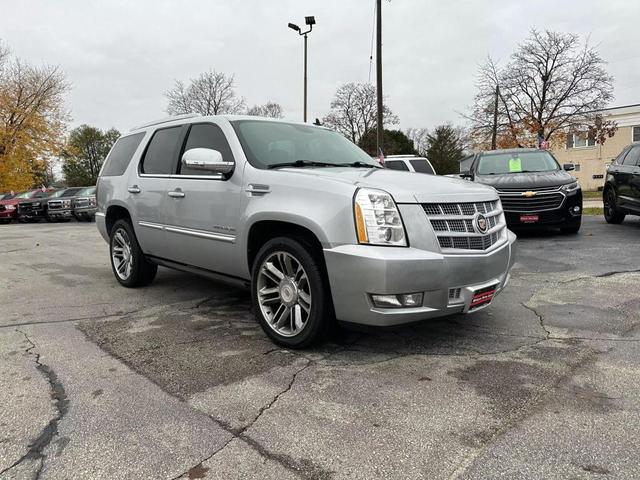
[168,190,185,198]
[128,185,141,194]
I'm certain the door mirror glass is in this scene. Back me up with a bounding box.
[181,148,233,174]
[460,171,473,179]
[563,163,575,171]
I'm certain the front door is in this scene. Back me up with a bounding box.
[618,146,640,208]
[162,121,244,278]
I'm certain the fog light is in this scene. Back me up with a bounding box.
[573,206,581,213]
[371,293,423,308]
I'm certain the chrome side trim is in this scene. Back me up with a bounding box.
[138,173,226,180]
[138,221,236,243]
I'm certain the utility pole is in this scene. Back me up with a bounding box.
[491,84,499,150]
[288,16,316,122]
[376,0,383,155]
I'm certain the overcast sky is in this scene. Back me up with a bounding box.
[3,0,639,134]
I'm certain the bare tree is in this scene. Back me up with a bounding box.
[246,101,284,118]
[165,70,246,116]
[405,127,429,155]
[469,29,615,149]
[322,82,398,144]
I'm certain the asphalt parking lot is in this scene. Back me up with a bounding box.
[1,216,639,480]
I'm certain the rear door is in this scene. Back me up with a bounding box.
[162,121,244,276]
[617,146,639,207]
[131,126,184,257]
[623,146,640,211]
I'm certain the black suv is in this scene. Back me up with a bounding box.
[462,148,582,233]
[603,142,640,224]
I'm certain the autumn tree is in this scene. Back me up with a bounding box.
[359,129,416,157]
[323,83,398,145]
[469,29,615,150]
[0,41,69,191]
[246,101,284,118]
[165,70,246,116]
[426,125,464,175]
[62,125,120,186]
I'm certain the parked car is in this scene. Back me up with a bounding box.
[1,189,51,223]
[17,188,65,222]
[72,186,97,221]
[384,155,436,175]
[45,187,85,222]
[96,115,516,347]
[461,148,582,234]
[1,192,16,201]
[603,142,640,224]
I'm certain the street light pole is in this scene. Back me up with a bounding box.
[288,16,315,123]
[376,0,383,155]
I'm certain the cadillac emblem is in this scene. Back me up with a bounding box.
[474,213,488,234]
[521,191,537,198]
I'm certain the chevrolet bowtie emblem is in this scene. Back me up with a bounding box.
[521,191,537,198]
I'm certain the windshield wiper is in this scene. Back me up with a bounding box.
[337,161,381,169]
[267,160,338,169]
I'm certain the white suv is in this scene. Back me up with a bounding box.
[384,155,436,175]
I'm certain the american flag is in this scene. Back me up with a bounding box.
[378,147,385,166]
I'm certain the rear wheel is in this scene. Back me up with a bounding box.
[604,189,625,224]
[251,237,333,348]
[109,219,157,287]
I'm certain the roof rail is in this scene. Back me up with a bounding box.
[130,113,200,131]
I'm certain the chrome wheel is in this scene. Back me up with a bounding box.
[256,251,312,337]
[111,228,133,281]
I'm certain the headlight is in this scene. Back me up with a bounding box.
[561,181,580,193]
[63,200,71,207]
[353,188,407,246]
[32,202,41,207]
[5,204,16,210]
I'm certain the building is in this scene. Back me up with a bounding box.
[552,104,640,190]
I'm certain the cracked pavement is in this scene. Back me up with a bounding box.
[1,217,639,479]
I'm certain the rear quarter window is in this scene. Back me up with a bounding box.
[100,132,145,177]
[409,159,435,175]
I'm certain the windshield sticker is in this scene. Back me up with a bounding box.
[508,157,522,172]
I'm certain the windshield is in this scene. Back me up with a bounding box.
[15,190,38,199]
[1,193,15,200]
[476,151,560,175]
[60,188,83,197]
[77,186,96,196]
[231,120,380,169]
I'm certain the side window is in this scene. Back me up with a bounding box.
[622,146,640,167]
[409,159,435,175]
[385,160,409,171]
[180,123,235,176]
[141,126,182,175]
[100,133,145,177]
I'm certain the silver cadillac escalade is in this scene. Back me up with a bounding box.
[96,114,516,347]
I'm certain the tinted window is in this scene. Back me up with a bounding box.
[385,160,409,171]
[101,133,145,177]
[60,188,83,197]
[622,146,640,167]
[633,126,640,143]
[141,127,182,175]
[409,159,435,175]
[180,123,235,176]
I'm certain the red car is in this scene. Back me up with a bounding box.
[0,189,51,224]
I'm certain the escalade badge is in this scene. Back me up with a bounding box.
[474,213,488,234]
[521,191,537,198]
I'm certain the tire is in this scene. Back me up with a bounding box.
[109,219,157,287]
[561,219,581,234]
[251,236,333,348]
[604,189,625,224]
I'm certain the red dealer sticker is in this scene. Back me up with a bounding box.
[470,287,497,310]
[520,214,539,223]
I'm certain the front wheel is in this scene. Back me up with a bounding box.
[251,237,333,348]
[604,190,625,224]
[109,219,157,287]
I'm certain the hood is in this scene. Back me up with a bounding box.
[275,167,497,203]
[475,170,575,190]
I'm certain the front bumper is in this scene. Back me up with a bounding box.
[47,209,74,219]
[0,209,17,220]
[74,206,97,216]
[323,230,517,327]
[503,190,582,228]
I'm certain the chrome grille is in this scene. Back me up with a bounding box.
[48,200,63,210]
[499,193,564,212]
[422,200,505,252]
[497,185,560,193]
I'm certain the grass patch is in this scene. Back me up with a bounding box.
[582,190,603,200]
[583,207,603,216]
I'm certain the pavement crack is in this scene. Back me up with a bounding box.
[521,302,551,339]
[0,330,69,479]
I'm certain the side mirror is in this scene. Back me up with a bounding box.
[460,171,473,180]
[181,148,234,174]
[563,163,575,171]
